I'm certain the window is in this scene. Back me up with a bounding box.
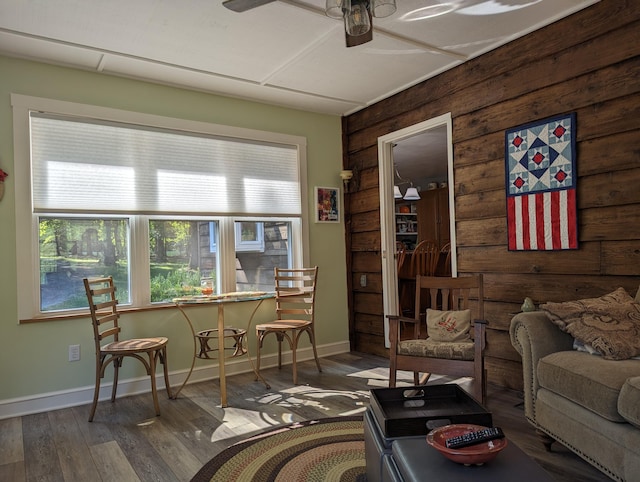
[13,94,308,320]
[39,217,130,311]
[209,221,265,253]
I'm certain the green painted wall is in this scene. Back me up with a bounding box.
[0,55,348,405]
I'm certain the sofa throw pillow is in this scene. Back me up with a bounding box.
[541,287,640,360]
[426,309,471,342]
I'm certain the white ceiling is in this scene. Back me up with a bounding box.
[0,0,598,117]
[393,124,449,190]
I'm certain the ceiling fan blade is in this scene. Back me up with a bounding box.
[346,28,373,47]
[222,0,276,12]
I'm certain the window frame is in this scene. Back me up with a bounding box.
[209,221,266,253]
[12,94,310,321]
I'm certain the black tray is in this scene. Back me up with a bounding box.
[369,384,492,438]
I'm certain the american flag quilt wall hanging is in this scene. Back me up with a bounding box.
[505,113,578,251]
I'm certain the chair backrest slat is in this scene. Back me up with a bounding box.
[84,276,122,347]
[93,299,118,311]
[98,326,120,341]
[410,240,440,278]
[274,267,318,322]
[95,311,118,323]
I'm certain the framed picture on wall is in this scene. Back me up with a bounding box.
[315,186,340,223]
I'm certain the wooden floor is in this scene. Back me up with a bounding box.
[0,352,611,481]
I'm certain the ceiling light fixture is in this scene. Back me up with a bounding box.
[403,186,421,200]
[325,0,397,47]
[394,166,421,201]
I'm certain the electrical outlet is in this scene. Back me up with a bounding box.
[360,274,367,287]
[68,344,80,362]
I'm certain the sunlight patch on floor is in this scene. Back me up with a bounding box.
[346,367,472,389]
[209,407,281,442]
[245,385,371,415]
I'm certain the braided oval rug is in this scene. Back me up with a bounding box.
[190,416,366,482]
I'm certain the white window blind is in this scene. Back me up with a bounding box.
[30,113,301,216]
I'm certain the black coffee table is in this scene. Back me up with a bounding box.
[385,437,555,481]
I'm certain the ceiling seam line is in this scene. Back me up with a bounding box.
[277,0,467,59]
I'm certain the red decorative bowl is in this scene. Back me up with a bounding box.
[426,424,507,466]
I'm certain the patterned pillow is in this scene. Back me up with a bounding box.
[426,309,471,342]
[541,288,640,360]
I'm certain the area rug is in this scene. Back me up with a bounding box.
[190,416,365,482]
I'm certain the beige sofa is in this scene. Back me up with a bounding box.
[510,288,640,481]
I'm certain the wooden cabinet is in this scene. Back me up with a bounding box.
[417,188,450,247]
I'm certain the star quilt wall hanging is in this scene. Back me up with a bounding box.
[505,113,578,251]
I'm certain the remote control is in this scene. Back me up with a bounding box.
[445,427,505,449]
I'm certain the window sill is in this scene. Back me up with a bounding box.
[19,302,175,324]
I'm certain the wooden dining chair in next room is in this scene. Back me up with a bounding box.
[83,276,172,422]
[410,239,440,278]
[255,267,321,384]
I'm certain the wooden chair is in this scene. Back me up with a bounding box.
[407,239,440,312]
[438,242,451,276]
[387,274,487,403]
[255,267,321,384]
[396,241,407,272]
[83,277,171,422]
[410,239,440,277]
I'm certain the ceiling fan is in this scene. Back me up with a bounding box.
[222,0,387,47]
[222,0,277,12]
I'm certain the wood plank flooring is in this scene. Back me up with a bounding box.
[0,352,611,481]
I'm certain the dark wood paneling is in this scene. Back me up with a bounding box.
[349,188,380,215]
[351,251,382,273]
[602,241,640,276]
[455,189,505,220]
[581,204,640,241]
[354,313,385,337]
[457,243,602,275]
[353,292,383,316]
[579,167,640,208]
[481,273,640,304]
[456,218,506,247]
[343,0,640,389]
[486,357,524,391]
[577,130,640,175]
[353,333,388,358]
[485,330,520,363]
[350,211,380,233]
[351,231,381,252]
[352,272,382,293]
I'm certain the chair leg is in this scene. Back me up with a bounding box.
[89,360,103,422]
[149,351,161,417]
[307,329,322,373]
[389,357,397,388]
[276,333,284,369]
[160,347,172,399]
[111,357,121,403]
[255,331,263,381]
[291,334,298,385]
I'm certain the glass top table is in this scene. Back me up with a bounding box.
[172,291,275,406]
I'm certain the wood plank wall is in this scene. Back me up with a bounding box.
[342,0,640,391]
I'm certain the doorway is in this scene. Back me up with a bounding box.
[377,113,457,348]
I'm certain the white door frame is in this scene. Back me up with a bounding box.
[377,113,457,348]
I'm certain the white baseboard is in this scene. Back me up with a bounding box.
[0,341,351,420]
